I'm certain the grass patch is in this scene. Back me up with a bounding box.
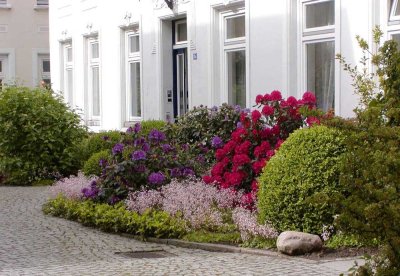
[183,230,241,244]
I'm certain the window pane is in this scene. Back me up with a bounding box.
[42,60,50,73]
[226,15,245,39]
[305,1,335,29]
[67,69,73,103]
[129,35,140,53]
[91,42,99,59]
[176,22,187,42]
[306,41,335,111]
[227,50,246,107]
[0,60,2,73]
[67,47,72,62]
[392,33,400,46]
[130,62,141,117]
[92,66,100,116]
[391,0,400,16]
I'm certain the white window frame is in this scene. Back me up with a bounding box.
[302,0,335,34]
[174,19,188,45]
[220,8,247,107]
[124,28,142,122]
[390,0,400,22]
[62,42,73,104]
[87,37,101,122]
[298,0,339,112]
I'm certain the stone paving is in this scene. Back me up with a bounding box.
[0,187,355,276]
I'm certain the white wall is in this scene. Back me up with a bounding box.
[50,0,386,130]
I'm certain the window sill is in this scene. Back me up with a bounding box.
[34,5,48,10]
[87,120,101,127]
[0,4,12,9]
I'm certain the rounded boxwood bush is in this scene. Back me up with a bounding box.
[0,87,87,185]
[82,131,122,161]
[140,120,166,136]
[83,150,111,176]
[258,125,346,234]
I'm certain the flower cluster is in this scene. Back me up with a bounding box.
[49,172,98,200]
[126,178,242,230]
[232,207,278,241]
[204,91,319,205]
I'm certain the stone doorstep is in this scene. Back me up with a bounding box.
[118,233,364,265]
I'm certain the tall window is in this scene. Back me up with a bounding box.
[38,54,51,87]
[222,11,246,107]
[388,0,400,45]
[0,55,7,89]
[87,37,100,121]
[301,0,335,111]
[36,0,48,6]
[125,29,141,121]
[63,43,73,104]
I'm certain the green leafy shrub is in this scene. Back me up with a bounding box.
[82,131,122,161]
[43,196,187,238]
[83,150,111,176]
[140,120,166,136]
[334,27,400,275]
[258,126,346,234]
[0,87,87,185]
[333,127,400,275]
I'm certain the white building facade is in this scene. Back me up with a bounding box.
[49,0,399,131]
[0,0,49,88]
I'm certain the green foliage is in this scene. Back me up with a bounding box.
[43,196,187,238]
[163,104,241,161]
[83,150,111,176]
[326,233,380,250]
[240,237,277,249]
[82,131,122,161]
[0,86,87,185]
[140,120,166,136]
[183,230,241,244]
[333,127,400,275]
[258,126,346,234]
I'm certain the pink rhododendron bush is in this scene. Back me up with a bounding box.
[203,91,320,206]
[49,172,98,200]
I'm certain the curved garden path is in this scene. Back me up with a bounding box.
[0,187,355,275]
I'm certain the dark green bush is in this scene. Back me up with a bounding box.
[83,150,111,176]
[334,127,400,275]
[258,126,346,234]
[0,87,87,185]
[43,196,187,238]
[82,131,122,161]
[163,104,241,161]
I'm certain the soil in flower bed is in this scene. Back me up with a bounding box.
[299,246,379,261]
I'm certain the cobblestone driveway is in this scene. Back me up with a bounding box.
[0,187,353,276]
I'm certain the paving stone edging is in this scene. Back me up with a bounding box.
[119,233,362,264]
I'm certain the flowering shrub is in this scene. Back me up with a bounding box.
[163,104,242,162]
[232,207,278,241]
[49,172,98,200]
[126,178,242,230]
[94,124,207,203]
[203,91,319,204]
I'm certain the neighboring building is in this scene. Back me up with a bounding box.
[0,0,50,88]
[49,0,396,131]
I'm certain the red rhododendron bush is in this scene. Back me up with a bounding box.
[203,90,319,206]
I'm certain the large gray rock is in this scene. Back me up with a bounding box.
[277,231,322,256]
